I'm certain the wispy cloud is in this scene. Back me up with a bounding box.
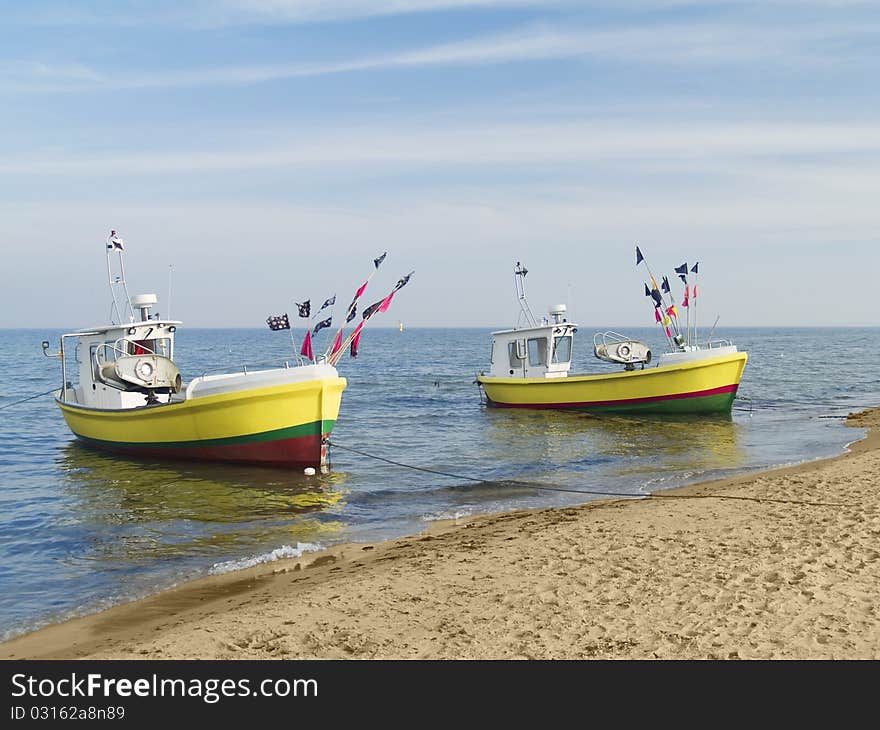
[5,120,880,174]
[7,0,552,29]
[5,16,878,93]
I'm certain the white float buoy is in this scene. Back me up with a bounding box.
[303,467,316,476]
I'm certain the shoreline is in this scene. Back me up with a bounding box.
[2,408,879,660]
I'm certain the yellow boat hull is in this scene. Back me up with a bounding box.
[477,352,747,414]
[57,375,347,467]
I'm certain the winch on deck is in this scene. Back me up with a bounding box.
[593,331,652,370]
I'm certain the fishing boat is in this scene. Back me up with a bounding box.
[476,259,747,414]
[43,232,346,469]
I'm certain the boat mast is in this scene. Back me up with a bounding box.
[514,261,538,328]
[106,230,134,324]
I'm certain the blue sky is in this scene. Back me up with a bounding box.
[2,0,879,328]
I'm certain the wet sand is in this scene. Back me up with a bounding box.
[3,409,879,660]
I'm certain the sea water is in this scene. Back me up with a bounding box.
[1,326,878,640]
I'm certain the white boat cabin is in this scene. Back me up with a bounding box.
[488,305,576,379]
[52,293,183,410]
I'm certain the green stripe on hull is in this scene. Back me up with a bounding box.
[78,419,336,450]
[572,391,736,415]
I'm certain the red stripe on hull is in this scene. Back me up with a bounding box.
[490,383,739,409]
[78,433,329,468]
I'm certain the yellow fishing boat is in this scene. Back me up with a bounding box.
[44,231,346,469]
[476,261,747,414]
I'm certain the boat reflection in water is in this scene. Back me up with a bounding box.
[482,407,745,497]
[56,442,349,566]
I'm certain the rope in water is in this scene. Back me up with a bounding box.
[327,440,847,508]
[0,387,58,411]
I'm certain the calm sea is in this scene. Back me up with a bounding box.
[1,326,878,640]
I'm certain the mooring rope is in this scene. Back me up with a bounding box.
[0,387,57,411]
[327,440,847,508]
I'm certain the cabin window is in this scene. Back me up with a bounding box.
[527,337,547,367]
[128,337,171,357]
[90,345,99,381]
[508,342,521,368]
[552,336,572,364]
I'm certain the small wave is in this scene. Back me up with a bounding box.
[421,508,474,522]
[208,542,322,575]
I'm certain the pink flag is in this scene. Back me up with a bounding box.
[378,291,395,313]
[355,280,368,299]
[654,308,661,323]
[350,321,365,358]
[300,330,314,360]
[329,329,344,359]
[682,284,690,308]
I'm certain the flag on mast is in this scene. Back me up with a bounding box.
[300,330,314,360]
[107,230,124,251]
[328,270,414,365]
[295,300,311,318]
[313,317,332,334]
[635,246,644,265]
[329,252,388,358]
[329,329,343,357]
[319,295,335,311]
[266,313,290,331]
[349,321,365,359]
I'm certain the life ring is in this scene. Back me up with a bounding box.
[617,343,631,359]
[135,358,155,381]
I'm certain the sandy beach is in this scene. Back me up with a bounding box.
[2,408,879,660]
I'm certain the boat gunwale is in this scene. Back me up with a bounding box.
[476,350,747,386]
[54,373,347,416]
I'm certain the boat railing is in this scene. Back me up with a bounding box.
[592,330,636,350]
[93,338,159,370]
[196,357,320,379]
[704,338,733,349]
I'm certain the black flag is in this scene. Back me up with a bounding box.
[661,276,670,294]
[373,252,387,269]
[651,289,663,308]
[644,283,651,297]
[346,301,357,322]
[266,314,290,331]
[691,262,699,274]
[313,317,332,334]
[394,271,414,291]
[107,230,125,251]
[362,299,383,320]
[674,263,688,276]
[635,246,644,265]
[296,300,311,318]
[319,295,336,310]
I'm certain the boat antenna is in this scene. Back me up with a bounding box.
[167,264,173,320]
[691,261,700,346]
[705,315,720,346]
[514,261,538,328]
[105,230,134,324]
